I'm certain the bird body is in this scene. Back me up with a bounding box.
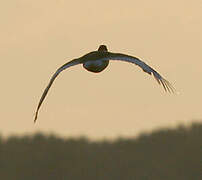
[81,50,110,73]
[34,45,175,122]
[83,58,109,73]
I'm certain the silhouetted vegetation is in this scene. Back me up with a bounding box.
[0,123,201,180]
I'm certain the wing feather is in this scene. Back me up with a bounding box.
[108,53,175,93]
[34,58,81,123]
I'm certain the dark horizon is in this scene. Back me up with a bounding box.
[1,122,201,180]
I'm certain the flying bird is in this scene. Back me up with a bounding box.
[34,45,175,122]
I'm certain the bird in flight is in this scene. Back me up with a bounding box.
[34,45,175,123]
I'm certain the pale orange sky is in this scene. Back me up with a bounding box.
[1,0,202,139]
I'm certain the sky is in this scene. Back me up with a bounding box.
[1,0,202,139]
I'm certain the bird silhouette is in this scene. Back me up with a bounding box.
[34,45,175,122]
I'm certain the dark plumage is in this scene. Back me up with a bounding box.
[34,45,175,122]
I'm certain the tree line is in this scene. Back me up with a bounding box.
[0,122,201,180]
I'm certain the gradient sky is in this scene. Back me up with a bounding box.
[1,0,202,139]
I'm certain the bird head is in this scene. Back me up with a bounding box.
[98,45,108,52]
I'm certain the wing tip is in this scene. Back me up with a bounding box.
[152,72,176,93]
[160,78,177,94]
[33,111,38,123]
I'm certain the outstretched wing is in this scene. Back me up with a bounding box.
[108,52,175,93]
[34,58,82,123]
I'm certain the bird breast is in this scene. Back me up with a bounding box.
[83,60,109,73]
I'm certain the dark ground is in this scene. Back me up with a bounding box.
[0,122,201,180]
